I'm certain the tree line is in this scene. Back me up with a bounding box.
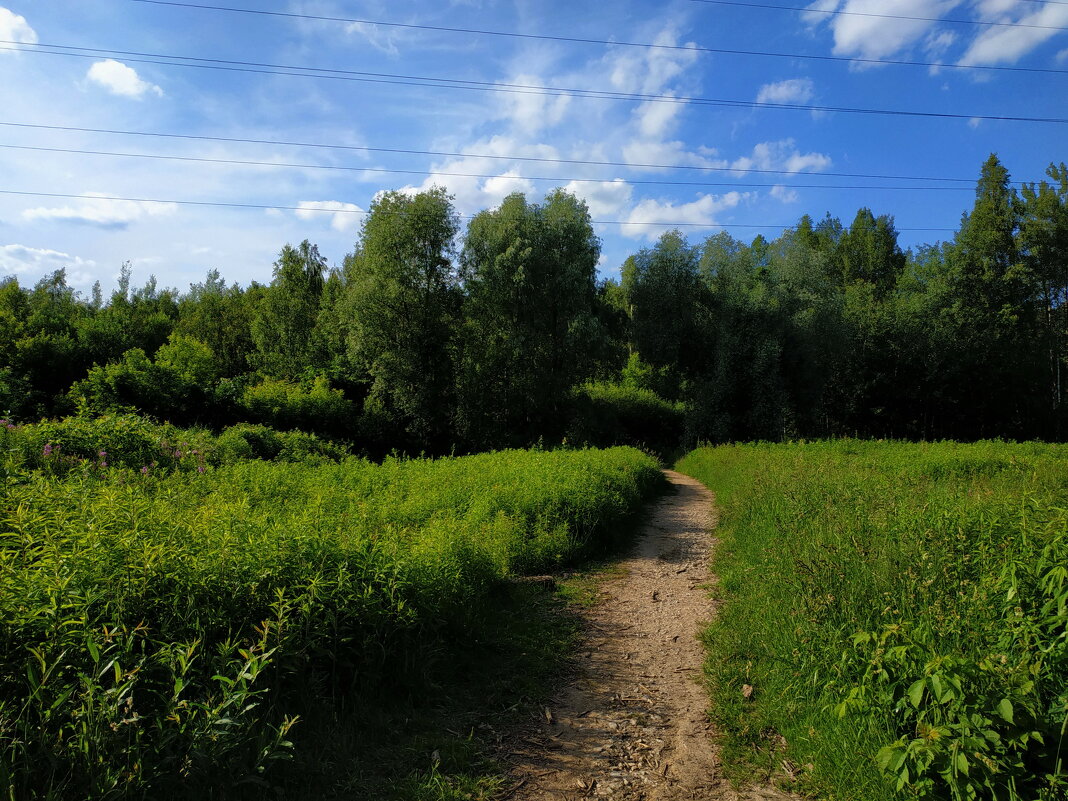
[1,154,1066,453]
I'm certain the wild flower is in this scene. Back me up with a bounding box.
[43,443,53,457]
[141,466,150,475]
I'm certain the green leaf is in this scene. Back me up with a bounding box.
[954,751,970,775]
[996,697,1014,724]
[908,679,926,709]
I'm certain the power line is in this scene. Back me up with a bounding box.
[0,189,958,232]
[8,42,1068,126]
[0,121,1025,185]
[126,0,1068,76]
[0,143,976,192]
[688,0,1068,31]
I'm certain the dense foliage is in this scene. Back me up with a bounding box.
[0,426,662,799]
[678,441,1068,800]
[3,155,1066,451]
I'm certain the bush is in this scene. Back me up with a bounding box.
[568,380,685,456]
[69,348,211,426]
[239,376,356,440]
[213,423,349,464]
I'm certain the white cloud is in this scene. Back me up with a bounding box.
[0,7,36,50]
[622,192,747,240]
[810,0,962,62]
[500,75,571,133]
[86,59,163,99]
[480,172,536,204]
[622,139,726,171]
[730,139,832,174]
[960,3,1068,66]
[0,6,35,51]
[1058,48,1068,63]
[0,244,96,278]
[22,194,177,229]
[607,28,700,96]
[635,98,684,139]
[295,200,364,232]
[756,78,815,104]
[561,179,634,219]
[770,185,800,204]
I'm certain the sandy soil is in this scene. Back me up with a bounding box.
[504,470,795,801]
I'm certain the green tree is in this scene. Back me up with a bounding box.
[251,241,327,379]
[346,188,461,451]
[458,189,600,448]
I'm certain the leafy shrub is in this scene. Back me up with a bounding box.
[69,348,211,426]
[8,413,210,474]
[568,380,684,456]
[213,423,349,464]
[0,446,662,798]
[239,376,356,440]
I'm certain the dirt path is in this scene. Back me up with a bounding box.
[505,470,793,801]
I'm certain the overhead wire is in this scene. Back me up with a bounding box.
[687,0,1068,32]
[125,0,1068,76]
[0,189,958,232]
[5,41,1068,125]
[0,143,980,192]
[0,120,1037,184]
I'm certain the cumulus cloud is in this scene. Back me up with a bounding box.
[756,78,815,104]
[730,139,832,175]
[622,139,726,171]
[0,6,36,50]
[499,75,572,133]
[561,179,634,219]
[960,3,1068,66]
[87,59,163,98]
[807,0,962,62]
[770,185,800,204]
[622,192,747,240]
[22,194,177,229]
[295,200,364,232]
[634,98,684,139]
[607,28,700,96]
[0,244,96,278]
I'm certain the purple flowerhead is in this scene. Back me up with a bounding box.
[98,451,107,459]
[43,443,53,457]
[197,466,205,474]
[141,466,149,475]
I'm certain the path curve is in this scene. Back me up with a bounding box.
[506,470,793,801]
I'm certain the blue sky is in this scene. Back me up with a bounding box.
[1,0,1066,293]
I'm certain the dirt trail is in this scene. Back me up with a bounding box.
[505,470,793,801]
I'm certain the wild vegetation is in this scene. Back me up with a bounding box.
[1,155,1066,453]
[0,416,662,799]
[678,440,1068,800]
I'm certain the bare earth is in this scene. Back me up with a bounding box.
[505,470,794,801]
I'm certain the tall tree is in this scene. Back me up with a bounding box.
[459,189,600,447]
[347,188,461,451]
[621,229,708,399]
[250,240,327,379]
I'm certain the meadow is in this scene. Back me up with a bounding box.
[0,415,663,799]
[678,440,1068,801]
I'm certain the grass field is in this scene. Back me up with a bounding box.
[678,440,1068,800]
[0,416,663,799]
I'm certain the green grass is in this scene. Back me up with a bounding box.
[677,440,1068,801]
[0,428,663,799]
